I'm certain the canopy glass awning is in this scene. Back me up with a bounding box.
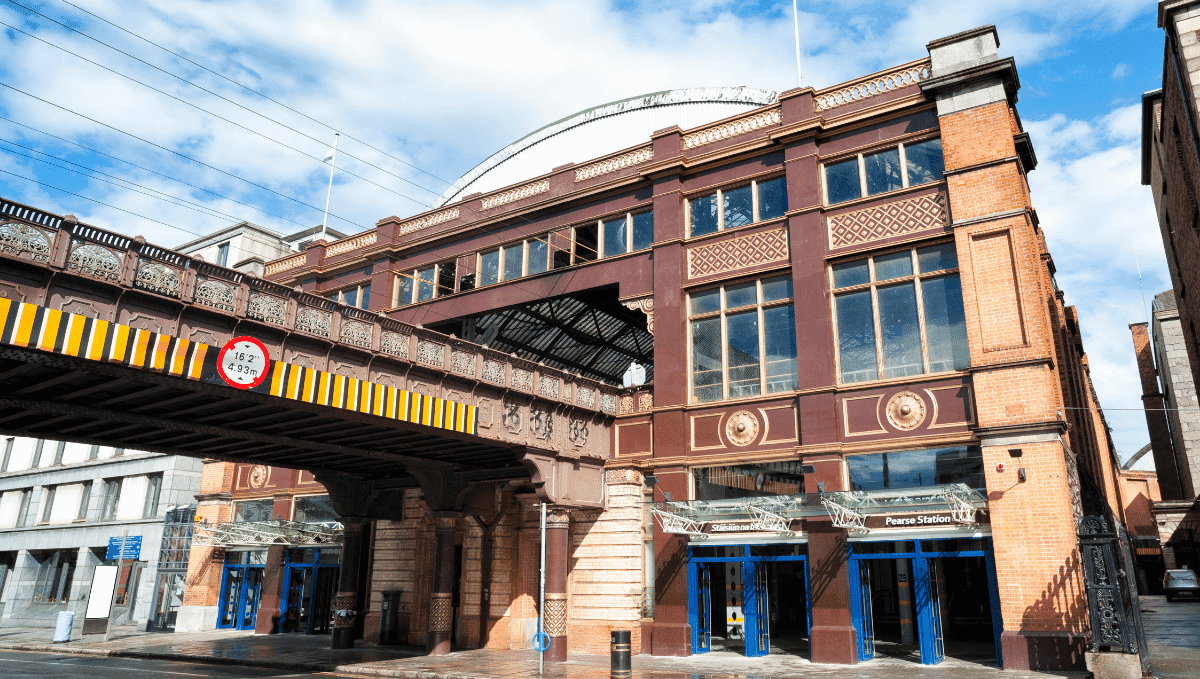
[650,483,988,538]
[192,519,343,548]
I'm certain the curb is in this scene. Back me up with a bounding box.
[0,642,484,678]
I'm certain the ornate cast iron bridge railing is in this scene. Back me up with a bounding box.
[0,196,621,506]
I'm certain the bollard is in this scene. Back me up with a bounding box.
[610,629,631,679]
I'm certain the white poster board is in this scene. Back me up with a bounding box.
[86,565,118,619]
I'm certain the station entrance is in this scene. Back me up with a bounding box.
[688,536,1001,666]
[849,537,1002,666]
[689,543,809,658]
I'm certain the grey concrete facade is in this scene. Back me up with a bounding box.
[0,438,201,634]
[1153,291,1200,497]
[174,221,345,277]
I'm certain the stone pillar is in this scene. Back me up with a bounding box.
[426,513,460,655]
[803,453,857,665]
[254,545,286,634]
[331,517,366,649]
[544,508,570,662]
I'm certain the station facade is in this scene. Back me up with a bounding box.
[259,26,1131,671]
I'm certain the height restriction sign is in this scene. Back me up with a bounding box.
[217,336,271,389]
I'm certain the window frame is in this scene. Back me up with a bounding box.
[330,281,371,309]
[39,485,56,524]
[829,240,968,384]
[822,135,944,206]
[142,474,163,519]
[687,175,788,237]
[100,478,122,521]
[76,481,92,521]
[686,273,798,403]
[32,549,76,604]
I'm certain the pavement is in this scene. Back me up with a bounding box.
[0,598,1190,679]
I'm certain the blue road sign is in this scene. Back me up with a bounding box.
[105,536,142,560]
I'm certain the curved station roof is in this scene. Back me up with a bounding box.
[431,86,779,208]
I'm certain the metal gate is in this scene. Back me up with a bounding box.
[1077,515,1149,672]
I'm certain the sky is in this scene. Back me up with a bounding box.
[0,0,1172,465]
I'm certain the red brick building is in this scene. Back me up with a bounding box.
[255,25,1129,671]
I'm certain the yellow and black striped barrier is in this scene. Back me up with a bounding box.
[0,298,476,435]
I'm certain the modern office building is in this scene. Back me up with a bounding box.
[0,437,201,633]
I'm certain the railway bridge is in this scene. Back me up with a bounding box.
[0,196,620,649]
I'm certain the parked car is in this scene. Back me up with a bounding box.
[1163,568,1199,601]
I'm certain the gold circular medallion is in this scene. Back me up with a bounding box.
[248,464,269,488]
[725,410,760,446]
[886,391,927,431]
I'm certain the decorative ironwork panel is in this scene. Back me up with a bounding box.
[539,376,560,399]
[511,368,533,392]
[600,394,617,414]
[68,242,122,281]
[0,222,50,261]
[1078,515,1143,657]
[417,339,444,367]
[481,360,505,384]
[577,387,596,409]
[380,331,409,358]
[246,294,285,325]
[295,307,331,337]
[340,320,371,348]
[543,593,568,636]
[451,350,475,376]
[134,261,181,297]
[195,279,235,312]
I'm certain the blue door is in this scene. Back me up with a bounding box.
[913,557,944,664]
[856,560,875,661]
[743,562,770,657]
[694,563,711,653]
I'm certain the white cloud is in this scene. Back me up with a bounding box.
[1025,104,1168,463]
[0,0,1165,460]
[1112,62,1131,79]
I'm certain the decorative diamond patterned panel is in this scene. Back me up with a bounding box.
[688,227,788,279]
[828,192,948,249]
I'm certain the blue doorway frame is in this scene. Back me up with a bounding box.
[216,561,264,630]
[688,543,811,658]
[848,537,1003,667]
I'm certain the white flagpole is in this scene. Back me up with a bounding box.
[793,0,802,87]
[321,133,340,241]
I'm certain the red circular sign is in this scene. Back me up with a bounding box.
[217,336,271,389]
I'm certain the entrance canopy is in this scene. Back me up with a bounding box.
[192,520,342,548]
[651,484,988,539]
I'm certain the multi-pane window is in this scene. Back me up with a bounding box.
[831,242,969,384]
[233,498,274,522]
[825,138,945,205]
[100,478,122,521]
[40,486,56,524]
[470,211,653,290]
[847,446,984,491]
[142,474,162,518]
[77,481,92,521]
[32,550,76,603]
[15,489,32,527]
[217,242,230,267]
[689,177,788,237]
[293,494,339,523]
[689,275,798,402]
[395,260,456,305]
